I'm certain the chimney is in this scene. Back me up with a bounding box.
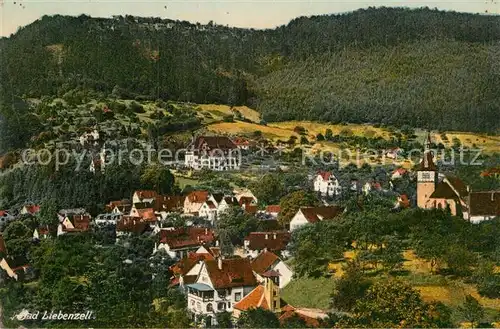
[265,234,268,240]
[263,247,268,252]
[218,257,222,270]
[216,240,220,247]
[205,228,208,235]
[273,233,277,240]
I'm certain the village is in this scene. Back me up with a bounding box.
[1,132,499,328]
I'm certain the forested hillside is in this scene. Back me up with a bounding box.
[1,7,500,152]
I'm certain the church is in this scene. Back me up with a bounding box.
[417,135,500,223]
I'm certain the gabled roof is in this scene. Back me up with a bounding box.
[222,196,239,206]
[398,194,411,208]
[137,208,156,221]
[317,171,333,181]
[239,196,255,206]
[469,192,500,216]
[393,168,407,175]
[204,258,257,289]
[22,205,40,215]
[106,199,131,211]
[233,285,269,311]
[190,136,237,151]
[251,251,279,274]
[265,205,281,214]
[244,205,258,215]
[116,217,150,234]
[211,193,225,204]
[155,195,185,212]
[244,231,291,252]
[134,190,158,200]
[429,182,459,199]
[170,252,214,276]
[205,201,217,209]
[298,206,344,223]
[187,191,210,203]
[159,227,215,249]
[279,307,322,328]
[0,210,10,217]
[445,175,468,198]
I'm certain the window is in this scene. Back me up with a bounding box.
[196,302,201,311]
[422,172,431,180]
[217,302,226,311]
[273,301,278,309]
[206,303,214,312]
[235,292,242,302]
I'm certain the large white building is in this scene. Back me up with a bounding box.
[185,136,241,171]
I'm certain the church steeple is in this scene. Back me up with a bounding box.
[417,132,438,208]
[420,132,436,171]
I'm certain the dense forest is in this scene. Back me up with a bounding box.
[1,7,500,148]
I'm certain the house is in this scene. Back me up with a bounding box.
[185,136,241,171]
[155,195,185,214]
[169,250,215,290]
[239,196,256,208]
[217,196,239,216]
[313,171,341,197]
[94,213,122,225]
[186,257,257,326]
[57,214,91,236]
[394,194,411,209]
[417,134,500,223]
[198,201,217,223]
[243,204,258,215]
[289,206,345,232]
[20,204,40,216]
[386,147,403,160]
[243,231,291,259]
[132,190,158,204]
[264,205,281,218]
[0,210,15,227]
[116,217,150,239]
[0,258,18,281]
[156,227,215,259]
[33,226,50,240]
[79,128,99,146]
[391,168,407,180]
[106,200,132,215]
[234,189,258,205]
[251,250,293,289]
[184,191,211,214]
[362,181,382,195]
[233,272,283,320]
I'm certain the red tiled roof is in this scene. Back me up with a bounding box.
[191,136,237,151]
[0,210,9,217]
[137,208,156,221]
[73,215,90,231]
[233,285,269,311]
[469,192,500,216]
[23,205,40,215]
[134,190,158,200]
[317,171,332,181]
[279,309,322,328]
[481,168,500,177]
[398,194,410,208]
[204,258,257,289]
[159,227,215,249]
[244,231,291,252]
[107,200,131,211]
[206,201,217,209]
[155,195,185,212]
[266,205,281,214]
[187,191,210,203]
[209,247,221,258]
[116,217,150,234]
[170,252,214,276]
[429,182,459,199]
[299,206,344,223]
[38,226,50,235]
[251,251,279,274]
[393,168,407,175]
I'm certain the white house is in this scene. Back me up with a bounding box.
[184,191,211,215]
[156,227,215,259]
[251,250,293,289]
[216,196,239,216]
[198,201,217,223]
[89,147,107,174]
[186,257,257,327]
[362,182,382,195]
[289,206,345,232]
[132,190,158,205]
[313,171,341,197]
[79,128,100,146]
[20,205,40,216]
[391,168,407,180]
[185,136,241,171]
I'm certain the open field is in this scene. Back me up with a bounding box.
[208,121,297,140]
[196,104,261,123]
[281,276,337,310]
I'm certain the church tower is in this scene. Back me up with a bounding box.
[417,133,438,209]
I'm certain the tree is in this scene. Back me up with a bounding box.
[458,295,484,328]
[281,313,308,328]
[3,221,32,264]
[331,261,371,312]
[237,308,280,328]
[349,280,443,328]
[443,244,477,276]
[215,311,234,328]
[325,129,333,140]
[250,174,285,205]
[316,133,325,141]
[140,163,175,194]
[38,198,60,226]
[278,190,319,227]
